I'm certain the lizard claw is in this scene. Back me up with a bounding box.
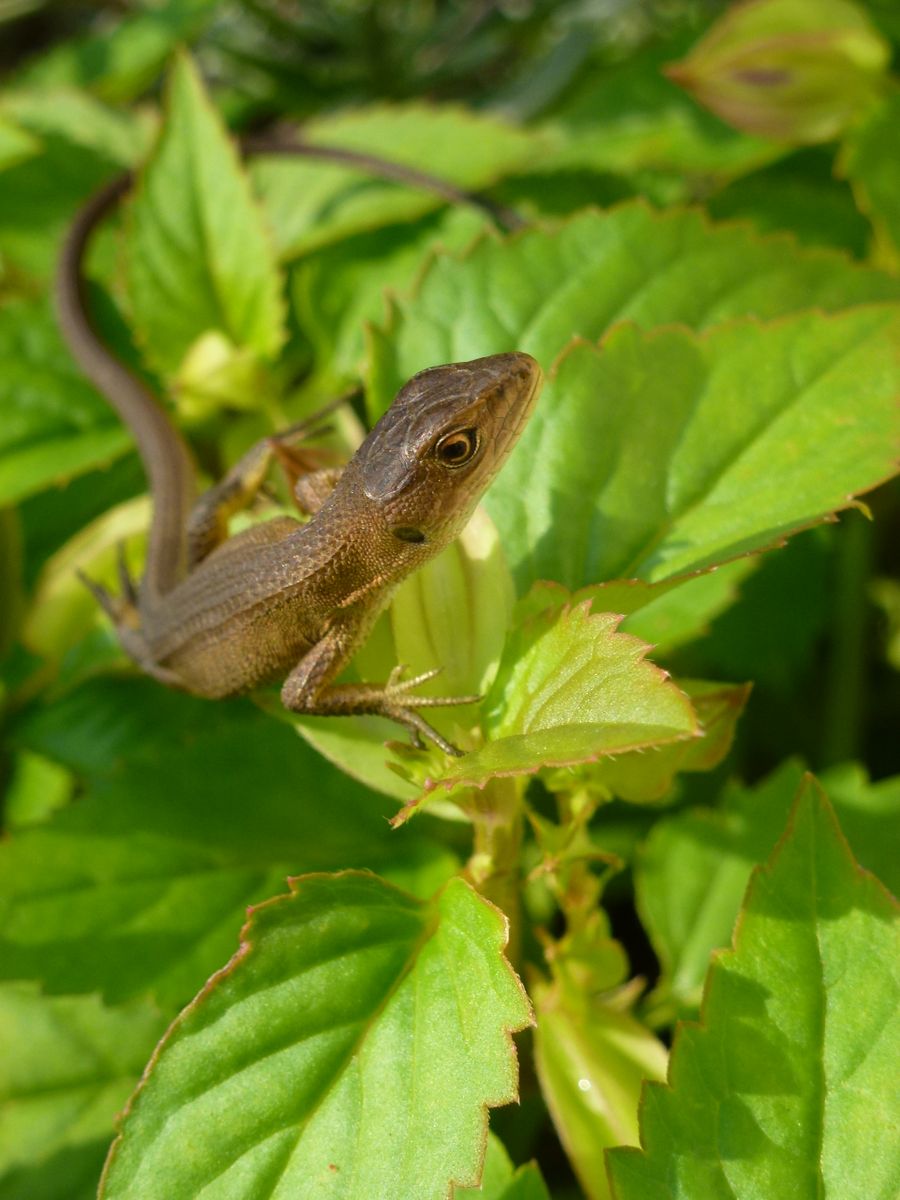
[116,542,139,606]
[380,664,481,756]
[385,664,481,709]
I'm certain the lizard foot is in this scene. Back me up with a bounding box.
[383,665,482,757]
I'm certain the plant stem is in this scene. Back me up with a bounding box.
[465,775,525,965]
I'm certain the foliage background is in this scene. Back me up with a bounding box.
[1,1,899,1198]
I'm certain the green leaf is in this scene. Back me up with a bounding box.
[454,1135,550,1199]
[0,87,149,167]
[666,0,891,144]
[545,679,750,806]
[708,146,871,257]
[462,310,900,594]
[816,761,900,897]
[609,781,900,1199]
[539,40,780,186]
[366,205,900,423]
[534,974,667,1200]
[0,126,121,280]
[0,678,442,1008]
[840,90,900,267]
[515,560,759,657]
[0,296,129,505]
[3,750,73,830]
[126,52,284,378]
[100,874,533,1200]
[292,205,489,385]
[679,526,832,691]
[636,759,900,1018]
[16,0,221,104]
[0,983,164,1199]
[252,104,538,260]
[392,604,697,815]
[293,508,516,800]
[0,114,39,172]
[637,760,807,1018]
[620,560,758,654]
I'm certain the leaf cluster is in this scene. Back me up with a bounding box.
[1,2,899,1197]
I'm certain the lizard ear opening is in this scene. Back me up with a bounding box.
[391,526,426,544]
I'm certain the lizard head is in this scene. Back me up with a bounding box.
[358,351,542,548]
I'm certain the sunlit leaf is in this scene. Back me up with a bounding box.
[609,781,900,1199]
[366,205,900,423]
[392,603,697,817]
[545,679,750,806]
[100,874,532,1200]
[126,52,285,378]
[637,759,900,1018]
[840,90,900,267]
[534,973,667,1200]
[253,104,538,259]
[477,312,900,592]
[666,0,890,143]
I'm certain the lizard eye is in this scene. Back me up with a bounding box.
[435,428,479,468]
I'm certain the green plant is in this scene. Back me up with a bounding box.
[1,2,898,1197]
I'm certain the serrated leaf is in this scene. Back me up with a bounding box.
[619,560,758,653]
[637,760,807,1017]
[252,104,538,260]
[609,781,900,1199]
[366,204,900,421]
[0,296,129,505]
[469,310,900,593]
[546,679,750,805]
[0,983,164,1199]
[515,560,758,655]
[292,205,488,386]
[126,52,284,378]
[533,974,667,1200]
[453,1134,550,1199]
[0,678,443,1008]
[840,90,900,267]
[637,759,900,1018]
[100,873,533,1200]
[393,604,697,813]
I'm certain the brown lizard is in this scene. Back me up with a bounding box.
[55,149,541,755]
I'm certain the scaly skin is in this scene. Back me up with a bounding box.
[56,154,541,754]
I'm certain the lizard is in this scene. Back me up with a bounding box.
[55,146,542,756]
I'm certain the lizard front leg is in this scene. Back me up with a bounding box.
[281,612,480,756]
[187,399,346,566]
